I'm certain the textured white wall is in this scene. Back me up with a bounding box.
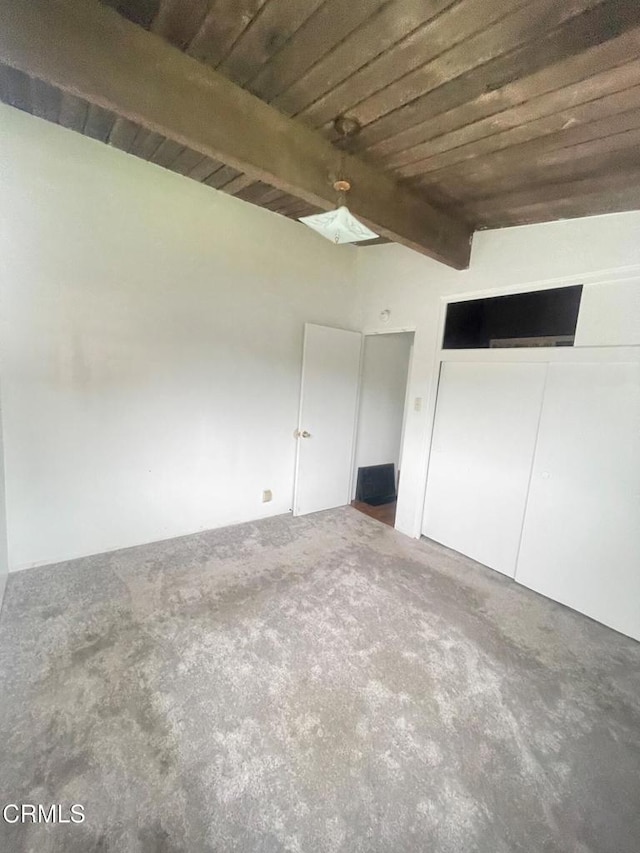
[0,105,357,570]
[355,212,640,537]
[353,332,413,492]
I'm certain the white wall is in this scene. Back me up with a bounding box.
[353,332,413,492]
[2,101,640,577]
[355,212,640,537]
[0,105,357,570]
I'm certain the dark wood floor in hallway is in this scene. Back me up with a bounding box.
[351,500,397,527]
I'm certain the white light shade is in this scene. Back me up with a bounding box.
[299,205,378,244]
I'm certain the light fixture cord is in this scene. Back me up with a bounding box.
[334,146,345,243]
[332,118,357,241]
[337,147,346,206]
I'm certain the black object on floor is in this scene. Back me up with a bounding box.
[356,463,397,506]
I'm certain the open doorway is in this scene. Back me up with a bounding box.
[351,331,414,527]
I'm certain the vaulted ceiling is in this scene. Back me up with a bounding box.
[2,0,640,268]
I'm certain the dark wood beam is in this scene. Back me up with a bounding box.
[0,0,472,268]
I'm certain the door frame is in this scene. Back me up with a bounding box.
[351,330,415,506]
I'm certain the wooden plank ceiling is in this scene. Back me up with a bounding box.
[2,0,640,238]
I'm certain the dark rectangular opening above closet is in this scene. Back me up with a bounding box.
[443,285,583,349]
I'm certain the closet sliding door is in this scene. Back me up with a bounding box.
[422,362,547,577]
[515,362,640,640]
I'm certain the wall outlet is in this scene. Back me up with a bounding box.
[414,397,423,412]
[262,489,273,503]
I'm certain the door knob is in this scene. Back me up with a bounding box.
[300,430,311,439]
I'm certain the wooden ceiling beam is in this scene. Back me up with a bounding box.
[0,0,472,269]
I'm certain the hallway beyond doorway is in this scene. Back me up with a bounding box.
[351,499,397,527]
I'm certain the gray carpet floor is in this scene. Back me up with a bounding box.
[0,507,639,853]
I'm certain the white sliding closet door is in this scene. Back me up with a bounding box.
[423,362,547,577]
[515,362,640,641]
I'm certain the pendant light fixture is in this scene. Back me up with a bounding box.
[299,117,379,245]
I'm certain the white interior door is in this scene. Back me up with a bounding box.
[293,323,362,516]
[515,362,640,641]
[422,361,547,577]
